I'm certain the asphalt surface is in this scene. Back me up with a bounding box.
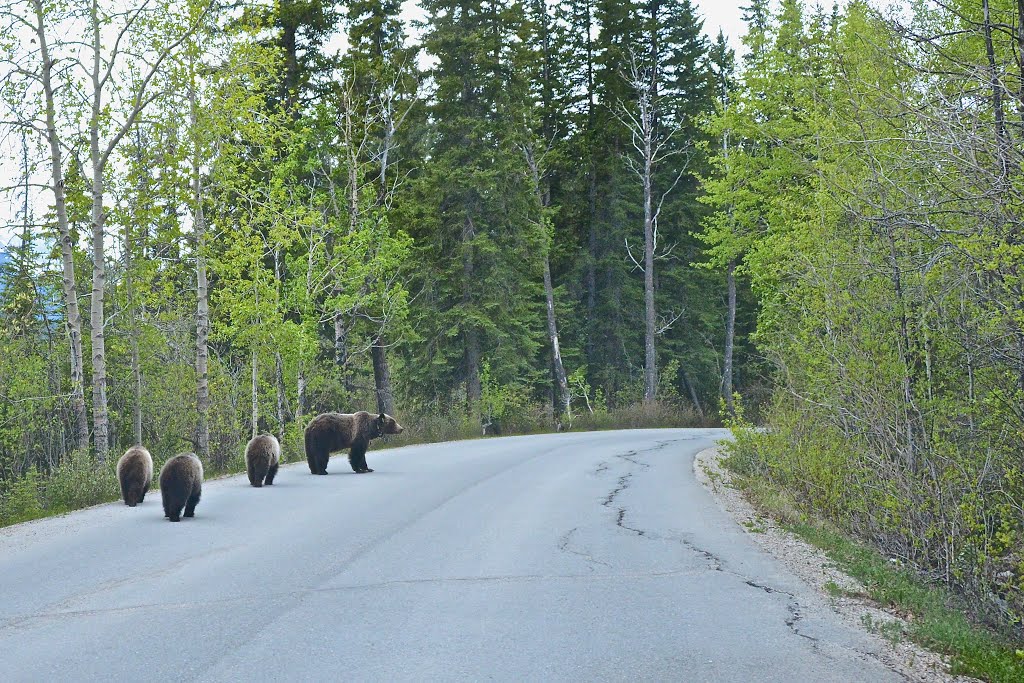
[0,429,900,681]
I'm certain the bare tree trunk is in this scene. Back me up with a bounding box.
[88,0,109,462]
[1017,0,1024,121]
[466,326,481,407]
[620,51,661,405]
[641,102,657,403]
[722,259,737,415]
[275,351,289,439]
[190,72,210,462]
[371,336,395,415]
[334,315,347,369]
[584,0,597,365]
[983,0,1009,174]
[371,93,395,418]
[271,246,289,437]
[886,226,919,472]
[297,231,316,425]
[524,0,571,421]
[251,348,259,440]
[642,3,662,404]
[33,0,88,451]
[296,368,306,424]
[124,213,144,446]
[543,256,571,417]
[528,158,571,419]
[463,214,481,407]
[682,369,703,419]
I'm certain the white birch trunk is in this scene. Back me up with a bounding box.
[88,0,109,461]
[31,0,89,451]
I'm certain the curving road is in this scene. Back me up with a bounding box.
[0,429,900,681]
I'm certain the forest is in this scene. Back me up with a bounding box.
[1,0,1023,633]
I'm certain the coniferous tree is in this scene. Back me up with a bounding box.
[412,0,545,415]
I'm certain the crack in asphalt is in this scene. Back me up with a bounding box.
[557,527,612,570]
[597,440,821,648]
[785,602,819,645]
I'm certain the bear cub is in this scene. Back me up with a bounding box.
[245,434,280,487]
[116,445,153,507]
[159,452,203,522]
[304,411,403,475]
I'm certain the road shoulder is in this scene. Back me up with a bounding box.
[694,446,977,683]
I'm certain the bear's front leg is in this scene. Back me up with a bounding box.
[349,442,373,473]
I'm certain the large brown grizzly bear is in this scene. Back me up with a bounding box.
[159,453,203,522]
[304,411,403,475]
[245,434,280,487]
[116,445,153,507]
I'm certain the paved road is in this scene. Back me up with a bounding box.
[0,429,900,681]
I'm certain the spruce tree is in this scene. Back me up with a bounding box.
[412,0,544,414]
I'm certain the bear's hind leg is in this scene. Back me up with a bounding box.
[166,500,181,522]
[264,463,279,485]
[183,488,201,518]
[307,449,327,475]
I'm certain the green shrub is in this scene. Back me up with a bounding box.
[41,454,119,513]
[0,467,44,524]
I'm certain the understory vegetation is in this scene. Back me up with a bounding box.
[0,402,698,527]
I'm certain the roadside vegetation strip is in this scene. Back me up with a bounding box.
[0,404,705,529]
[713,446,1024,683]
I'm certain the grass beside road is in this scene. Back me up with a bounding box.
[0,402,707,529]
[729,470,1024,683]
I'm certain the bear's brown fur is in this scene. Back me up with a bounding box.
[245,434,280,487]
[159,453,203,522]
[116,445,153,507]
[304,411,403,474]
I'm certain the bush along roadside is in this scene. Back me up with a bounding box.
[721,407,1024,683]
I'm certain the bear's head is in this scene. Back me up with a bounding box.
[376,413,404,437]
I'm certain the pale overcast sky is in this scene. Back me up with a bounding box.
[695,1,749,50]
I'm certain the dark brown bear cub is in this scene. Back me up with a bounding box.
[159,453,203,522]
[245,434,280,487]
[304,411,404,474]
[116,445,153,507]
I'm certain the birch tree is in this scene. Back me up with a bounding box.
[1,0,90,450]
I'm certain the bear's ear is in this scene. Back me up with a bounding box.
[378,413,386,422]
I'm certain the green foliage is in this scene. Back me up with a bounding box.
[479,362,534,434]
[0,468,43,524]
[42,455,120,514]
[693,0,1024,638]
